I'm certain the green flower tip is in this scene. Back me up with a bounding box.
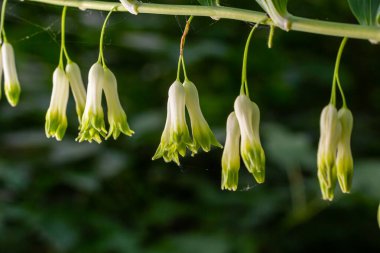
[221,167,239,191]
[318,168,337,201]
[77,109,107,143]
[106,113,135,140]
[241,144,266,184]
[45,109,68,141]
[5,83,21,107]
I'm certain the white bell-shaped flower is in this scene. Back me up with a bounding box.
[102,67,134,140]
[77,62,107,143]
[2,42,21,106]
[65,62,86,123]
[336,107,354,193]
[221,112,241,191]
[183,80,222,155]
[317,104,341,188]
[234,94,265,184]
[45,67,70,141]
[153,80,191,165]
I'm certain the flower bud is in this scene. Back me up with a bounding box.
[2,42,21,106]
[65,62,86,123]
[221,112,241,191]
[183,80,222,155]
[336,107,354,193]
[77,62,107,143]
[234,95,265,184]
[45,67,70,141]
[317,104,341,188]
[102,67,134,140]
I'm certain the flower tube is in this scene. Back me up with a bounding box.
[317,104,341,188]
[65,62,87,123]
[336,107,354,193]
[102,67,134,139]
[2,42,21,106]
[183,79,222,155]
[234,94,265,184]
[221,112,241,191]
[45,67,70,141]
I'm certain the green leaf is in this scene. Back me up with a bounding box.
[197,0,220,6]
[348,0,380,26]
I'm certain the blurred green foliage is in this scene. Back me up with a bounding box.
[0,0,379,252]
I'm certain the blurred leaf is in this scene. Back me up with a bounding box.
[347,0,380,26]
[197,0,220,6]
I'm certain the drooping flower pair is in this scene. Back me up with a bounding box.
[317,104,354,201]
[0,42,21,107]
[153,79,222,165]
[77,62,134,143]
[45,62,86,141]
[221,94,265,191]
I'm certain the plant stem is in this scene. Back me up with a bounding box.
[26,0,380,41]
[98,6,117,67]
[179,16,193,81]
[61,6,72,63]
[240,19,265,97]
[0,0,8,42]
[330,37,348,107]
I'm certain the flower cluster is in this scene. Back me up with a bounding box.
[317,104,353,201]
[76,63,134,143]
[222,94,265,191]
[45,62,86,141]
[0,42,21,107]
[153,79,222,165]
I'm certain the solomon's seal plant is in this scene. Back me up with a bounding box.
[1,0,380,227]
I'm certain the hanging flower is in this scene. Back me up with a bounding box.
[152,80,191,165]
[183,79,222,155]
[102,67,134,139]
[234,94,265,184]
[77,62,107,143]
[45,67,70,141]
[317,104,341,188]
[336,107,354,193]
[65,62,87,124]
[221,112,241,191]
[1,42,21,107]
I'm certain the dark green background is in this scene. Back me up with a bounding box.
[0,0,379,252]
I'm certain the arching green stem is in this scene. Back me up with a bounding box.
[240,19,266,97]
[330,37,348,107]
[58,6,69,68]
[98,6,117,67]
[268,24,275,48]
[181,56,188,81]
[0,0,8,42]
[176,55,182,81]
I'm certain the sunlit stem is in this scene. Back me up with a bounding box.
[330,37,348,107]
[177,16,193,81]
[240,19,266,97]
[98,6,117,67]
[0,0,8,42]
[59,6,68,68]
[268,24,275,48]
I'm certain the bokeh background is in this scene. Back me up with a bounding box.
[0,0,379,252]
